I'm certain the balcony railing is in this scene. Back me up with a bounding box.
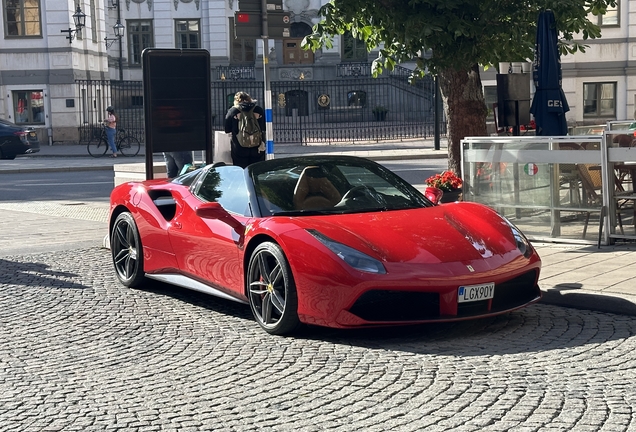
[216,66,256,81]
[336,62,371,78]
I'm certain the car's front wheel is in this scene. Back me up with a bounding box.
[111,212,145,287]
[247,242,300,335]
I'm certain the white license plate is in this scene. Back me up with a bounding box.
[458,282,495,303]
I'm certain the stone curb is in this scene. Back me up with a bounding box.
[540,287,636,316]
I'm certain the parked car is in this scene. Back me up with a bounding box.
[108,156,542,335]
[0,118,40,159]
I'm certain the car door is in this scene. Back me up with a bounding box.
[168,165,250,295]
[0,121,20,159]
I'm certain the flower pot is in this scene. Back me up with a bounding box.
[440,188,462,203]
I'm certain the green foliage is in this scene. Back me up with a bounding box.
[302,0,617,79]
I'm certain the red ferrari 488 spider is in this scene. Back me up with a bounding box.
[109,155,541,335]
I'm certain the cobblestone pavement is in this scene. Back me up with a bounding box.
[0,203,108,257]
[2,246,636,431]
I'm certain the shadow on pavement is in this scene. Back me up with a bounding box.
[0,258,88,290]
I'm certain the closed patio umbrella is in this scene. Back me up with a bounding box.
[530,10,570,136]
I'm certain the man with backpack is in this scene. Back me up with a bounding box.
[224,91,266,168]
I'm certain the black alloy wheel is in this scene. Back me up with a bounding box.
[247,242,300,335]
[111,212,146,287]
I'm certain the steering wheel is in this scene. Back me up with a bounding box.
[340,185,371,201]
[335,185,378,208]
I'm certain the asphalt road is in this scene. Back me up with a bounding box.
[0,160,447,203]
[0,170,113,202]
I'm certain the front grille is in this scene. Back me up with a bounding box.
[348,290,440,322]
[491,270,540,312]
[457,299,489,316]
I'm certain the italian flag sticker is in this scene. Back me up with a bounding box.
[524,163,539,176]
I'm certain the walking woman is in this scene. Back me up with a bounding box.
[104,106,118,157]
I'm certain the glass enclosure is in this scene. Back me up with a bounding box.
[462,124,636,245]
[462,136,604,244]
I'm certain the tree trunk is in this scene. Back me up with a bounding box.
[438,64,488,174]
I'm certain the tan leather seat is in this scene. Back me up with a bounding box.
[293,166,341,210]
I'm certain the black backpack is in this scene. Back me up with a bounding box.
[237,106,262,148]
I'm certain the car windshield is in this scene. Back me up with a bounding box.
[249,156,431,216]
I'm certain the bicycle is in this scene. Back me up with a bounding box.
[87,125,141,157]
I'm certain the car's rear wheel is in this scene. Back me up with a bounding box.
[247,242,300,335]
[111,212,145,287]
[0,148,15,160]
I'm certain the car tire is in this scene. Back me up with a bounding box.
[111,212,146,287]
[247,242,300,335]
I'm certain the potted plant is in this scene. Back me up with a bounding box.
[425,171,463,203]
[372,105,388,121]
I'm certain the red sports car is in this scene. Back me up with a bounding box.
[109,155,541,335]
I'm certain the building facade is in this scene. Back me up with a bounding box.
[0,0,630,143]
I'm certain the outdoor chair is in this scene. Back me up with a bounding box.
[577,163,632,237]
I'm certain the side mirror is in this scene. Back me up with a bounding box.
[424,186,444,205]
[196,202,244,233]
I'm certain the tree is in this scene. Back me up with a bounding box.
[303,0,616,174]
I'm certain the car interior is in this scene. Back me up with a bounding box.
[292,166,342,210]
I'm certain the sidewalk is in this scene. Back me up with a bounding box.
[3,140,636,317]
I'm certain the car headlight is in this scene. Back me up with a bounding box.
[307,229,386,274]
[502,217,533,258]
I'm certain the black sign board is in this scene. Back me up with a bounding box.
[234,11,291,38]
[142,48,213,178]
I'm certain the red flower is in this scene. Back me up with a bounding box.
[425,171,462,192]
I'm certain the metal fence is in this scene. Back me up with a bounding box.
[77,73,445,145]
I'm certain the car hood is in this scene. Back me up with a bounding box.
[292,203,520,264]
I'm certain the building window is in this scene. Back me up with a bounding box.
[4,0,41,37]
[89,0,97,42]
[129,20,153,66]
[13,90,44,124]
[229,18,255,64]
[175,19,199,49]
[599,5,619,26]
[341,31,367,62]
[583,82,616,117]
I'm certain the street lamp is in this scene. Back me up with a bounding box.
[104,0,125,81]
[104,21,124,48]
[60,5,87,43]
